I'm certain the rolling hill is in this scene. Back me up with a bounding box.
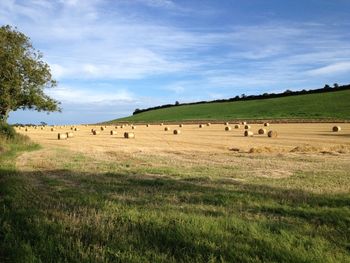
[108,89,350,123]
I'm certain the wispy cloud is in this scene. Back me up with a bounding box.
[307,62,350,76]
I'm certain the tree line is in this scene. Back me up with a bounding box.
[133,83,350,115]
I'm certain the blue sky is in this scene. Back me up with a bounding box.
[1,0,350,124]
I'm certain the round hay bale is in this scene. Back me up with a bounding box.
[132,126,136,130]
[244,130,254,137]
[124,132,135,139]
[225,122,229,126]
[70,127,74,130]
[332,126,341,132]
[115,126,119,129]
[234,124,240,129]
[25,128,28,132]
[58,133,67,140]
[179,124,183,127]
[244,125,251,129]
[74,128,79,131]
[164,127,169,131]
[110,130,117,135]
[242,121,247,125]
[267,130,278,138]
[92,130,100,135]
[160,123,164,126]
[206,123,211,126]
[146,124,150,127]
[100,126,105,131]
[66,132,74,138]
[264,122,270,127]
[51,128,55,132]
[225,126,232,131]
[199,124,203,128]
[173,129,181,135]
[41,127,44,130]
[258,128,267,135]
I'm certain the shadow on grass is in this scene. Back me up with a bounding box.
[1,167,350,262]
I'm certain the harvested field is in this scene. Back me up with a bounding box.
[8,122,350,262]
[16,123,350,155]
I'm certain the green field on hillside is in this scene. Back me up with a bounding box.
[112,90,350,123]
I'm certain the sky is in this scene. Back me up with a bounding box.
[1,0,350,124]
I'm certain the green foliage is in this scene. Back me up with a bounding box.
[114,90,350,123]
[0,121,16,139]
[0,25,60,122]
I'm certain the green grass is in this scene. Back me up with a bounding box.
[110,90,350,123]
[1,141,350,262]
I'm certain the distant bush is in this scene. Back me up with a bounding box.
[0,121,16,139]
[0,121,31,146]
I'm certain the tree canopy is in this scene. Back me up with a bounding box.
[0,25,60,122]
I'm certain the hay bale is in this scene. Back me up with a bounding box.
[179,124,183,128]
[199,124,203,128]
[242,121,247,125]
[258,128,267,135]
[25,128,28,132]
[267,130,278,138]
[164,127,169,131]
[160,123,164,126]
[234,124,240,129]
[206,123,211,126]
[51,128,55,132]
[66,132,74,138]
[244,125,251,129]
[332,126,341,132]
[74,128,79,131]
[132,126,136,130]
[146,124,150,127]
[58,133,67,140]
[244,130,254,137]
[92,130,100,135]
[115,126,119,129]
[225,126,232,131]
[100,126,105,131]
[70,127,74,130]
[264,122,270,127]
[41,127,44,130]
[225,122,229,126]
[173,129,181,135]
[110,130,117,135]
[124,132,135,138]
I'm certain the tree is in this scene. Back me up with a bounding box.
[175,101,180,106]
[323,84,331,89]
[0,25,60,122]
[333,83,339,88]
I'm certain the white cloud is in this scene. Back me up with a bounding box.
[307,62,350,76]
[47,86,136,105]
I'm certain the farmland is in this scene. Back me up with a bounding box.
[111,89,350,123]
[1,122,349,262]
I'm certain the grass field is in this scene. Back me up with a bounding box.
[111,90,350,123]
[0,123,349,262]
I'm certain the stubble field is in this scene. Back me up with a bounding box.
[1,122,350,262]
